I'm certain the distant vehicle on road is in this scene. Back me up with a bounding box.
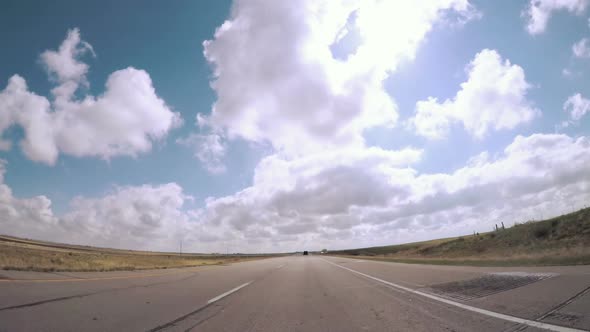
[303,251,309,255]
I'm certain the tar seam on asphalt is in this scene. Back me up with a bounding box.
[147,261,286,331]
[0,271,204,311]
[48,271,86,279]
[146,280,255,332]
[321,258,587,332]
[0,268,201,283]
[508,285,590,332]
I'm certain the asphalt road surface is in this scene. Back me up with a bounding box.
[1,255,589,331]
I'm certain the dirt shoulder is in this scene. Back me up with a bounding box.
[0,236,277,272]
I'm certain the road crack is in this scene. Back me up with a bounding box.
[0,271,203,311]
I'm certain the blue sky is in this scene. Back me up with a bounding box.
[0,0,262,211]
[0,0,589,252]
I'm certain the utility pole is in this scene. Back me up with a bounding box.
[180,238,183,256]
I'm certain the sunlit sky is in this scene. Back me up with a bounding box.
[1,0,589,253]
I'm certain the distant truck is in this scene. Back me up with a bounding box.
[303,251,309,255]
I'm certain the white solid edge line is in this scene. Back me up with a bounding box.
[321,258,587,332]
[207,281,252,304]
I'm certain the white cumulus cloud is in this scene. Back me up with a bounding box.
[61,183,195,250]
[198,0,478,157]
[177,133,227,174]
[523,0,588,35]
[0,159,61,241]
[5,3,590,253]
[0,159,199,251]
[40,28,95,85]
[193,133,590,251]
[2,132,590,252]
[410,49,539,139]
[560,93,590,128]
[565,93,590,121]
[0,28,181,165]
[573,37,590,58]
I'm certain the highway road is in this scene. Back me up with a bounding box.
[0,255,589,331]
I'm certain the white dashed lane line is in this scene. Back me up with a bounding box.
[207,281,252,304]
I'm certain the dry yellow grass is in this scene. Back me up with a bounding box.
[331,207,590,266]
[0,235,273,272]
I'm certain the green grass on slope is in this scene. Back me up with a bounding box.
[332,207,590,266]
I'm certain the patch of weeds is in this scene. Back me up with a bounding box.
[534,224,550,239]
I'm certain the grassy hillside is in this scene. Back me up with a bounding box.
[331,207,590,266]
[0,235,275,272]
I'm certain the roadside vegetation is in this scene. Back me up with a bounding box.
[331,207,590,266]
[0,235,274,272]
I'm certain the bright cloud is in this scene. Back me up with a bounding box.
[198,0,478,158]
[523,0,588,35]
[3,2,590,253]
[0,159,196,251]
[2,132,590,252]
[61,183,194,250]
[40,28,95,84]
[192,133,590,251]
[177,133,227,174]
[561,93,590,128]
[411,49,539,139]
[0,29,181,165]
[573,37,590,58]
[0,160,59,241]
